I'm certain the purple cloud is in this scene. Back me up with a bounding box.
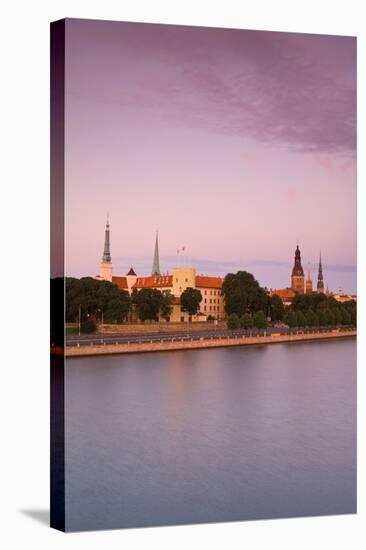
[68,20,356,154]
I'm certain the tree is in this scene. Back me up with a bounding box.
[227,313,240,331]
[295,311,306,327]
[132,288,163,322]
[283,311,297,328]
[270,294,285,321]
[305,309,318,327]
[292,293,312,313]
[180,287,202,316]
[253,310,267,329]
[80,318,97,334]
[319,308,333,326]
[333,308,342,326]
[221,271,268,318]
[318,309,327,326]
[327,308,336,327]
[160,291,173,321]
[65,277,130,323]
[341,307,351,326]
[343,300,357,326]
[312,292,328,311]
[240,313,253,329]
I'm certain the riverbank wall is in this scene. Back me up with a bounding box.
[65,329,356,357]
[66,321,224,335]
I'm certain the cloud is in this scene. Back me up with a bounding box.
[113,254,356,277]
[72,22,356,155]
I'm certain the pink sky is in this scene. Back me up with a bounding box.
[64,19,356,293]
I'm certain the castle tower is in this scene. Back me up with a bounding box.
[99,214,112,282]
[126,266,137,294]
[152,231,161,276]
[291,244,304,293]
[317,254,325,294]
[306,263,313,294]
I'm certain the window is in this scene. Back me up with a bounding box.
[185,278,188,283]
[180,316,184,322]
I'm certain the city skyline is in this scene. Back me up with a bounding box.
[64,19,356,293]
[92,220,356,294]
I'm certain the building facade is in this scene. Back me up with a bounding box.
[96,219,224,322]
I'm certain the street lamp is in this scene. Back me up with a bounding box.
[78,304,81,337]
[98,308,104,344]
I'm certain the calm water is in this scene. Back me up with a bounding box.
[65,339,356,531]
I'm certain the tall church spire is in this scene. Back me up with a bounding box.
[102,214,111,263]
[99,214,113,282]
[317,253,324,293]
[291,244,304,293]
[152,231,161,276]
[306,262,313,294]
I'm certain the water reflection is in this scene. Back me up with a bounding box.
[65,339,356,531]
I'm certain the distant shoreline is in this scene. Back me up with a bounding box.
[63,329,356,358]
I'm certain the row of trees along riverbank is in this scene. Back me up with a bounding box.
[223,271,356,330]
[62,271,356,334]
[64,277,202,333]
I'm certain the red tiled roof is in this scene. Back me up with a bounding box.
[195,276,223,289]
[270,288,295,299]
[133,275,173,289]
[112,276,128,290]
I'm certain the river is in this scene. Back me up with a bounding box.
[65,338,356,531]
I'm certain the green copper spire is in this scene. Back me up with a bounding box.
[317,253,324,291]
[152,231,161,276]
[102,214,111,263]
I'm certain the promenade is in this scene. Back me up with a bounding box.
[65,328,356,357]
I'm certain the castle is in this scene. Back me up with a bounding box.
[95,218,225,322]
[96,218,333,317]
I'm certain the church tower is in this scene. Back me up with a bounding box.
[317,254,325,293]
[152,231,161,276]
[99,215,113,282]
[305,263,313,294]
[291,244,304,293]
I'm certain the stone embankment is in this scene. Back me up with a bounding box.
[66,321,224,335]
[65,329,356,357]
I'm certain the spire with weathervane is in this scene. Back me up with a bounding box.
[99,214,113,282]
[291,243,305,293]
[306,262,313,295]
[317,253,325,294]
[152,231,161,276]
[102,213,111,263]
